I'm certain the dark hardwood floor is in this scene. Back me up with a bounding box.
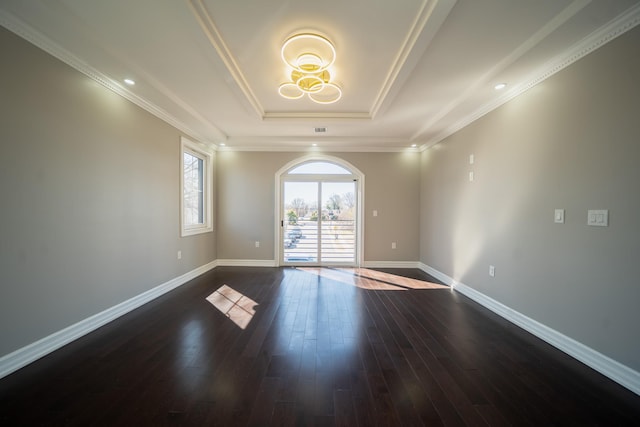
[1,267,639,426]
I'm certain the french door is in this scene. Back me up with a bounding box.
[281,179,357,265]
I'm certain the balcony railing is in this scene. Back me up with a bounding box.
[284,220,355,263]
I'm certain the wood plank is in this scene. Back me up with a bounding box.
[1,267,639,426]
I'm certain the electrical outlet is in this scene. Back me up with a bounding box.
[587,209,608,227]
[391,242,397,249]
[177,250,182,260]
[489,265,495,277]
[255,241,260,248]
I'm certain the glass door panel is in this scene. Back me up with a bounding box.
[283,181,318,263]
[320,182,356,264]
[282,179,357,265]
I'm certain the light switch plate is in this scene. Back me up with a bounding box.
[554,209,565,224]
[587,209,608,227]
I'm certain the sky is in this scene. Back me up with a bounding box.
[284,181,355,207]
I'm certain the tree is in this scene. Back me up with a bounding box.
[338,192,355,220]
[326,193,342,211]
[342,191,355,209]
[289,197,308,218]
[287,209,298,225]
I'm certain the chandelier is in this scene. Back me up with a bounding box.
[278,33,342,104]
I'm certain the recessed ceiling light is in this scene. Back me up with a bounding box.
[219,143,226,147]
[494,83,507,90]
[124,78,135,86]
[411,144,417,148]
[312,143,317,147]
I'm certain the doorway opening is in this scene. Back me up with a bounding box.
[275,156,364,266]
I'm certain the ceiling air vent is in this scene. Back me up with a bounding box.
[314,127,327,133]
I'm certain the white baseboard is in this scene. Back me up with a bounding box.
[418,263,640,396]
[8,259,638,396]
[418,263,459,286]
[362,261,421,269]
[216,259,277,267]
[216,260,420,268]
[0,259,218,380]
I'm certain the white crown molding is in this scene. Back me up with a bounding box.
[370,0,456,119]
[187,0,455,122]
[263,112,372,120]
[0,260,218,380]
[418,263,640,396]
[5,2,637,154]
[220,135,418,152]
[418,2,640,150]
[412,0,590,144]
[186,0,264,119]
[219,145,419,153]
[369,0,436,118]
[0,10,220,147]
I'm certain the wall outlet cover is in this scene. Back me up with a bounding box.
[587,209,608,227]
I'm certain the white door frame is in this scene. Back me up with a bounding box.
[274,154,364,267]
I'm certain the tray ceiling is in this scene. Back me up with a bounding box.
[1,0,639,151]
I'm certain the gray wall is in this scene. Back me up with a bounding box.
[0,27,216,357]
[4,15,638,380]
[420,26,640,370]
[216,151,421,262]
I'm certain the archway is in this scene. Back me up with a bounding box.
[275,155,364,266]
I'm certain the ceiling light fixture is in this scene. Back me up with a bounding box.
[494,83,507,90]
[278,33,342,104]
[124,78,135,86]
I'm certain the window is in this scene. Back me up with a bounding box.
[288,161,351,175]
[277,156,363,266]
[181,137,213,236]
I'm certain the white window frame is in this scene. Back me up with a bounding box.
[180,136,213,237]
[274,155,364,267]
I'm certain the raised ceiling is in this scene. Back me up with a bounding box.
[1,0,639,151]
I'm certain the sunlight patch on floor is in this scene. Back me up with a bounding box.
[298,267,448,290]
[206,285,258,329]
